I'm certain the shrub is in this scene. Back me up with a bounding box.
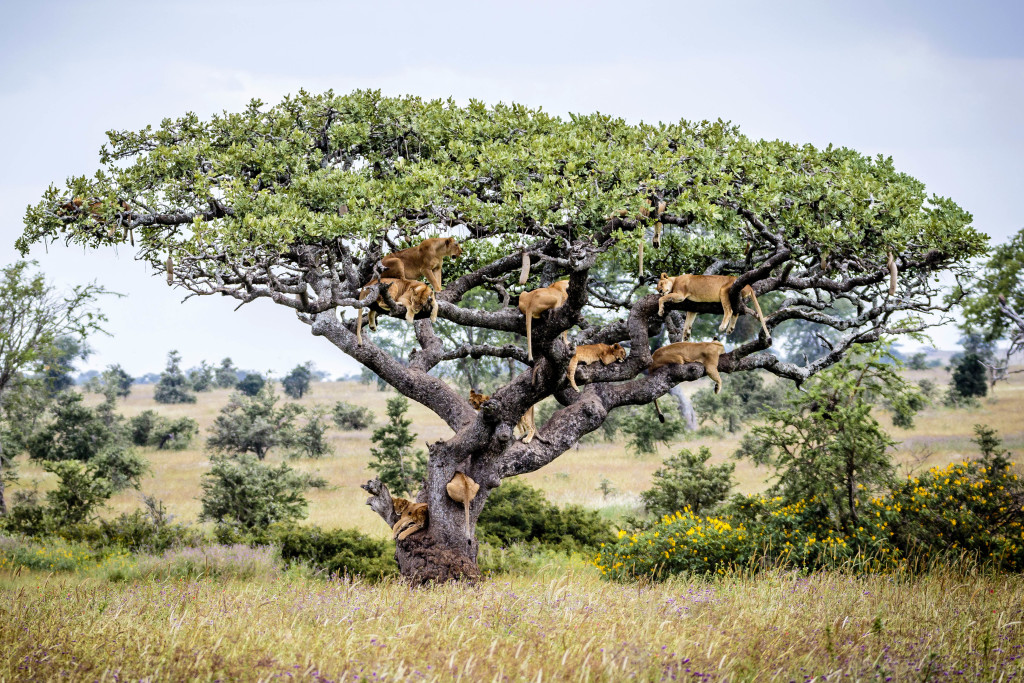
[951,352,988,399]
[91,444,149,492]
[973,424,1012,472]
[129,410,198,450]
[289,407,333,459]
[199,455,309,531]
[476,479,614,552]
[0,534,102,572]
[276,525,397,580]
[236,373,265,397]
[207,386,302,459]
[153,350,197,404]
[368,395,426,497]
[620,402,685,456]
[907,352,930,370]
[332,401,374,430]
[27,392,118,463]
[87,364,133,399]
[736,349,916,531]
[596,458,1024,581]
[640,446,735,517]
[42,460,114,525]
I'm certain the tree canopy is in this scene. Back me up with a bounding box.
[18,89,986,579]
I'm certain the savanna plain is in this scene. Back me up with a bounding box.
[2,366,1023,681]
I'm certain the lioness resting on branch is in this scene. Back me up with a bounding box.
[567,343,627,392]
[657,273,770,341]
[356,277,438,345]
[649,341,725,394]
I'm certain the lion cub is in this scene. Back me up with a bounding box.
[518,280,570,361]
[656,273,770,341]
[391,497,428,540]
[567,343,627,392]
[356,277,438,345]
[468,389,537,444]
[649,341,725,394]
[381,237,462,292]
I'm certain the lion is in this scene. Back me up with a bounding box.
[567,343,627,392]
[648,341,725,394]
[446,472,480,540]
[468,389,537,444]
[656,273,770,341]
[381,237,462,292]
[356,277,438,345]
[518,280,570,361]
[391,497,429,540]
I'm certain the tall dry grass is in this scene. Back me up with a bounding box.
[1,561,1021,681]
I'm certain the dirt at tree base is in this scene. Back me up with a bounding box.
[396,532,481,586]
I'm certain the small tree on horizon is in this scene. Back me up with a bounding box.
[369,396,427,497]
[153,351,196,404]
[188,361,215,392]
[236,372,265,397]
[215,358,239,388]
[282,363,313,399]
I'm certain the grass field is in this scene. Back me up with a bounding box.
[3,367,1024,681]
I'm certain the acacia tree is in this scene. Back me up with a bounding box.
[18,90,985,581]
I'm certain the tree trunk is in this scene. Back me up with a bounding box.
[669,385,698,431]
[0,435,6,516]
[362,458,486,585]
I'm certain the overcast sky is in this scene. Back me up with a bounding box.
[1,0,1021,378]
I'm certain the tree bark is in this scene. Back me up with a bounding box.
[0,435,6,516]
[362,460,486,585]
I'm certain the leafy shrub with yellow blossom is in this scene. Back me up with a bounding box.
[596,459,1023,580]
[881,460,1024,569]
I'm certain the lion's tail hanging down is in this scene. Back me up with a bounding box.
[525,311,534,361]
[887,251,898,297]
[653,397,665,423]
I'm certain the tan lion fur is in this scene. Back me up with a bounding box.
[467,390,536,443]
[356,277,438,345]
[649,341,726,394]
[445,472,480,539]
[656,273,770,340]
[567,343,627,392]
[518,280,570,361]
[381,237,462,292]
[391,497,429,541]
